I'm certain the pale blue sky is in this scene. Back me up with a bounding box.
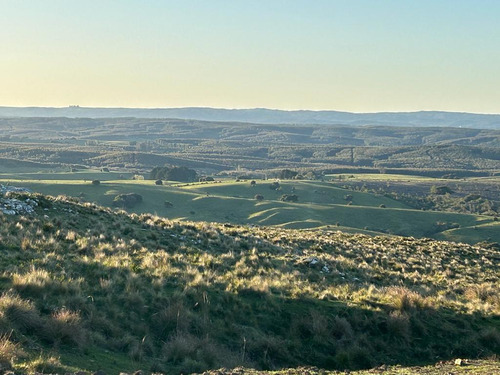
[1,0,499,112]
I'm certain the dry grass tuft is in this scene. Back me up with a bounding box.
[465,283,500,308]
[386,286,428,312]
[0,333,23,369]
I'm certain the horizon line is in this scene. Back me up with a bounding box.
[1,105,500,116]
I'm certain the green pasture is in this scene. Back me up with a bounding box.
[435,221,500,244]
[183,179,410,208]
[326,173,500,187]
[1,177,497,244]
[0,169,134,181]
[325,173,446,182]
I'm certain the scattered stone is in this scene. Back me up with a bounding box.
[454,358,464,366]
[0,184,31,194]
[307,257,319,265]
[0,197,37,215]
[0,185,38,215]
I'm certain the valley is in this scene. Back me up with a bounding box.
[1,173,499,244]
[0,117,498,374]
[3,2,500,373]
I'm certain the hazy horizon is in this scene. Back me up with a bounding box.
[2,105,500,116]
[2,1,500,113]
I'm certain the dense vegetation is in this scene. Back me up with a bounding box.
[0,193,498,373]
[0,118,498,176]
[330,174,499,216]
[150,166,198,182]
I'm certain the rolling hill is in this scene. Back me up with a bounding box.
[0,192,498,373]
[1,177,498,244]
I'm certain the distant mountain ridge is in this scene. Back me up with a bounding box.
[1,106,499,129]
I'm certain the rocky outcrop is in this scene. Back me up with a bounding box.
[0,185,37,215]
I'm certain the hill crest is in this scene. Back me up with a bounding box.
[1,106,500,129]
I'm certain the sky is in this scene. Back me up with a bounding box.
[1,0,500,113]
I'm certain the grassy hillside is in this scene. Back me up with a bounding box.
[0,192,498,373]
[1,178,498,244]
[200,360,500,375]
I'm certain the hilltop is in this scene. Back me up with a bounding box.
[0,191,498,373]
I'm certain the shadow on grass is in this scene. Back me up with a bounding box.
[3,254,498,374]
[0,203,498,373]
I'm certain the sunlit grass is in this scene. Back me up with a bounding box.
[0,178,497,243]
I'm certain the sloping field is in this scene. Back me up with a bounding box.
[0,193,498,373]
[1,178,497,244]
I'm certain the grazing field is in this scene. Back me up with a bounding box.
[0,193,498,373]
[1,175,498,244]
[326,173,446,182]
[0,171,132,181]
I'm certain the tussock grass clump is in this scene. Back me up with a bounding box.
[162,333,242,373]
[0,333,23,369]
[465,282,500,305]
[47,308,86,347]
[386,311,410,340]
[0,293,43,335]
[385,286,428,312]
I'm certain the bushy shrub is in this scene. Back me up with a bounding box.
[269,181,280,190]
[280,194,298,202]
[150,166,198,182]
[112,193,143,208]
[199,176,214,182]
[430,185,454,195]
[277,169,298,180]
